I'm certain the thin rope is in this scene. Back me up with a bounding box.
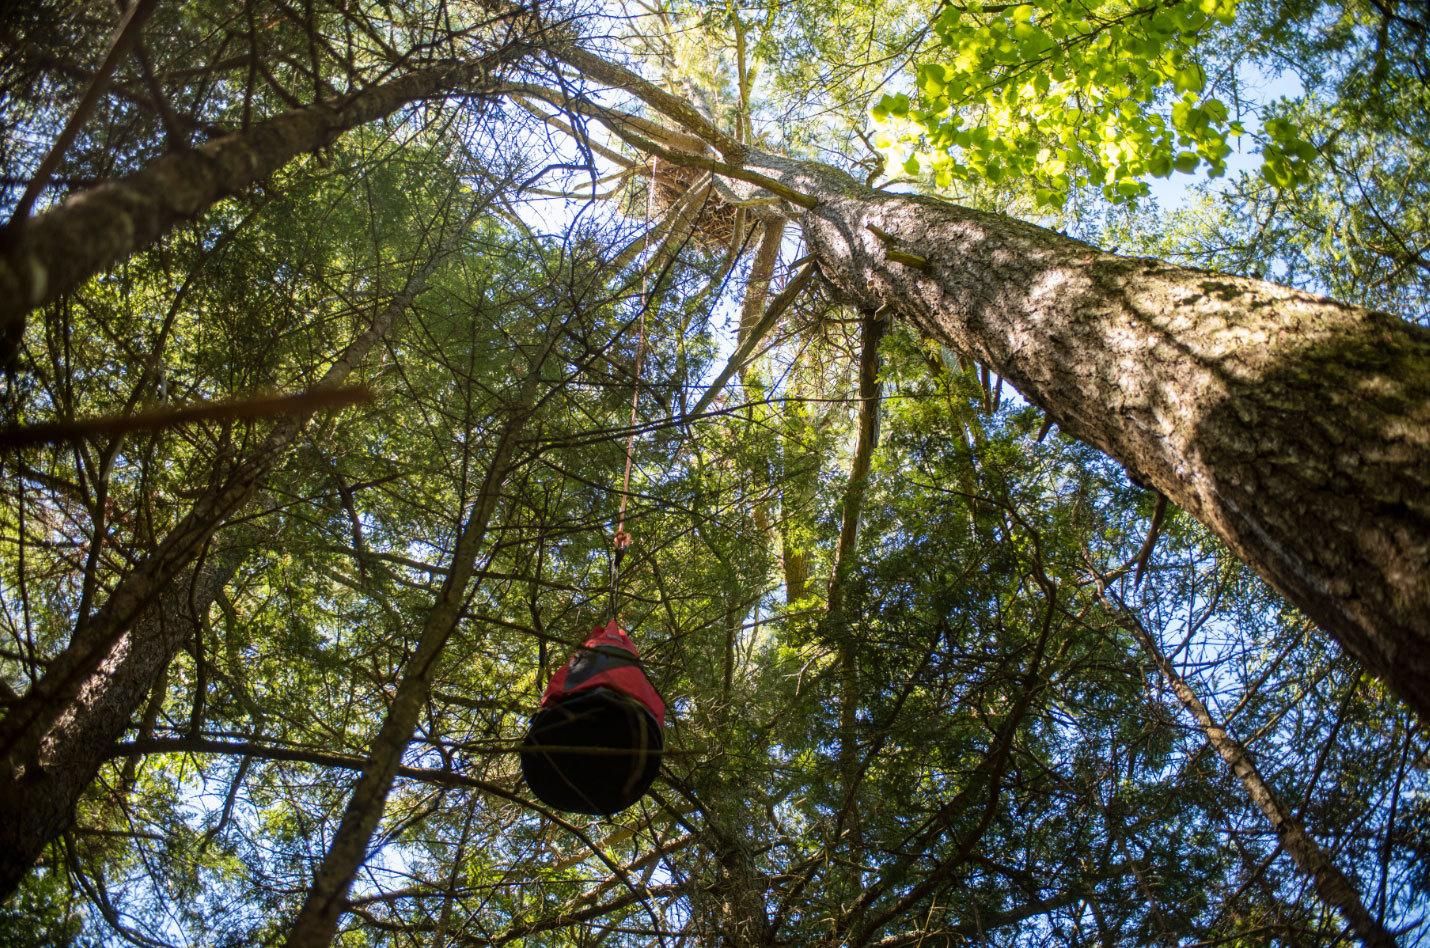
[608,157,657,621]
[616,155,657,545]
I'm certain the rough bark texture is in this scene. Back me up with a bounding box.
[0,548,244,894]
[781,541,809,604]
[0,46,515,368]
[740,154,1430,722]
[282,395,530,948]
[560,50,1430,719]
[0,246,451,898]
[1120,605,1397,948]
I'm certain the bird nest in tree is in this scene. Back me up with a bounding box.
[643,155,740,251]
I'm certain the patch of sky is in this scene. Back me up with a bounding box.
[1145,59,1306,211]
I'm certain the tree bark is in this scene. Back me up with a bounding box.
[826,309,888,619]
[0,546,245,894]
[0,45,518,368]
[0,238,456,898]
[551,49,1430,719]
[788,167,1430,722]
[725,153,1430,721]
[282,385,534,948]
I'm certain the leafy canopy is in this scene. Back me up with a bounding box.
[870,0,1315,205]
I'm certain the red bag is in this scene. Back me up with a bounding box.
[521,621,665,815]
[539,620,665,724]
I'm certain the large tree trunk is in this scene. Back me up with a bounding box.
[802,172,1429,721]
[0,546,246,894]
[557,48,1430,722]
[0,238,457,898]
[742,154,1430,722]
[0,43,519,368]
[709,823,777,948]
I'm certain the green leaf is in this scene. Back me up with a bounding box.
[918,64,948,96]
[1173,64,1205,94]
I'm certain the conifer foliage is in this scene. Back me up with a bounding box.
[0,0,1426,944]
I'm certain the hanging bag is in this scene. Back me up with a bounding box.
[520,620,665,815]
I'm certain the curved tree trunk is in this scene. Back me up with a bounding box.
[0,44,520,369]
[0,236,457,898]
[555,47,1430,722]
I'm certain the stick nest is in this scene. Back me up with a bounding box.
[644,156,739,251]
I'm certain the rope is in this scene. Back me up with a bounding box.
[610,156,657,621]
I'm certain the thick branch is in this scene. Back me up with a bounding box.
[0,44,521,368]
[0,386,370,450]
[109,736,513,795]
[550,45,746,160]
[1109,597,1398,948]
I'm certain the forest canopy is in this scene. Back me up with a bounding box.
[0,0,1427,945]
